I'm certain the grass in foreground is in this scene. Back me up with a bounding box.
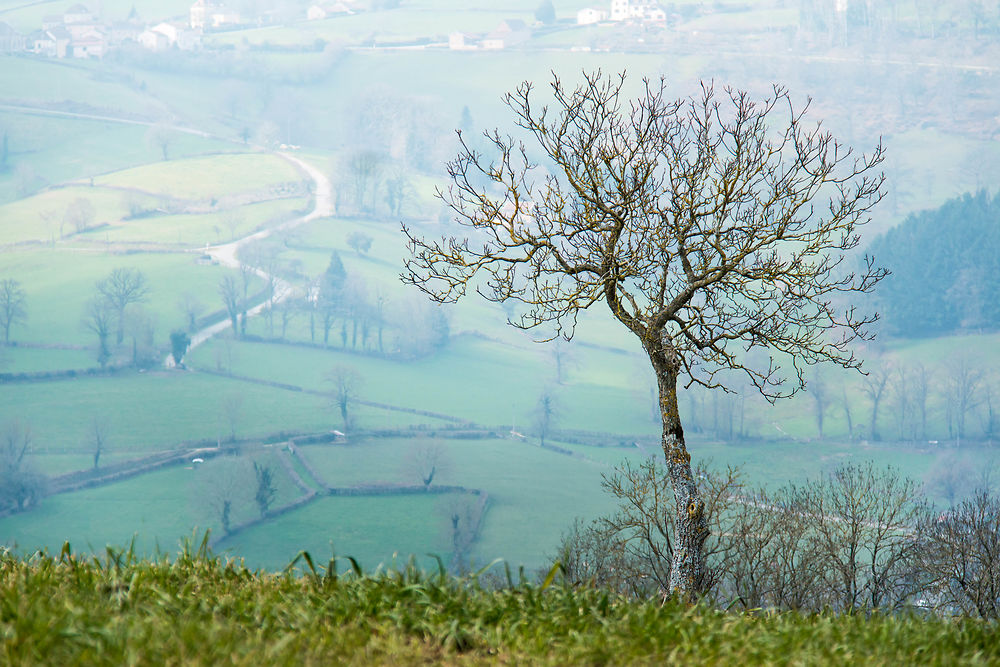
[2,543,998,665]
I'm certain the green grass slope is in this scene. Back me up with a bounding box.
[1,548,998,665]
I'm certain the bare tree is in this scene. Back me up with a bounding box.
[348,149,385,214]
[90,416,109,470]
[925,454,975,506]
[550,339,578,385]
[63,197,94,236]
[219,275,242,337]
[860,361,891,441]
[840,385,856,440]
[805,463,926,611]
[943,355,985,443]
[0,278,27,344]
[196,456,254,535]
[403,72,886,599]
[918,490,1000,619]
[97,268,150,345]
[124,305,157,368]
[0,420,44,512]
[178,292,204,333]
[534,388,559,447]
[83,297,114,368]
[403,441,450,488]
[1,419,31,474]
[327,365,362,429]
[145,122,175,161]
[807,367,830,439]
[441,493,485,573]
[222,209,243,242]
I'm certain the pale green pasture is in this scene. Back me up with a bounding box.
[0,185,134,244]
[291,436,613,570]
[0,346,93,373]
[100,197,310,246]
[0,448,303,558]
[684,7,798,31]
[94,153,301,200]
[217,494,457,572]
[0,248,235,345]
[0,111,236,204]
[0,465,202,556]
[0,57,156,115]
[0,371,332,454]
[186,334,655,434]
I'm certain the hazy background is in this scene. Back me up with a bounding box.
[0,0,998,572]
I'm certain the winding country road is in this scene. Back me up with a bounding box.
[166,152,334,365]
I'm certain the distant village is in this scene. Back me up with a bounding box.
[0,0,681,59]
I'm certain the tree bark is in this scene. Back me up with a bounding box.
[648,341,709,601]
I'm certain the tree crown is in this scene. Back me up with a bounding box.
[403,71,886,399]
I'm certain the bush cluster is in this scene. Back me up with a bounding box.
[558,460,1000,618]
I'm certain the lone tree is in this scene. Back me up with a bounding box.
[170,330,191,367]
[97,268,150,345]
[403,71,886,600]
[327,365,363,429]
[0,278,27,344]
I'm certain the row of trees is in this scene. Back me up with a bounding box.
[82,268,154,368]
[672,354,999,445]
[213,250,449,361]
[559,459,1000,618]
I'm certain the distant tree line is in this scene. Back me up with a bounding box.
[869,190,1000,337]
[679,354,998,446]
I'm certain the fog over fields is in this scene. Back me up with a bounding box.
[1,0,999,574]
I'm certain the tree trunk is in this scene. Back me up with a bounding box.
[648,343,709,601]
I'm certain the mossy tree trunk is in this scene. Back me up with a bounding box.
[648,339,709,601]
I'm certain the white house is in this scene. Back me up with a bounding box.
[190,0,208,29]
[138,27,169,50]
[576,8,608,24]
[610,0,666,22]
[448,31,477,49]
[70,27,105,57]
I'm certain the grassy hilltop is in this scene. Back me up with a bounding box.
[2,544,998,665]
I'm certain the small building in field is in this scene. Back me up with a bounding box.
[448,31,477,49]
[31,26,71,57]
[70,28,106,57]
[576,8,608,24]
